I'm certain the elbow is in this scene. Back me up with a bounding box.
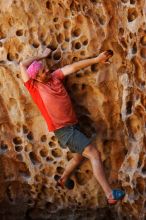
[19,62,24,67]
[69,66,76,73]
[71,66,78,73]
[20,62,27,70]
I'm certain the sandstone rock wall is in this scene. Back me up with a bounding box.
[0,0,146,219]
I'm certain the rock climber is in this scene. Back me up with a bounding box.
[20,48,125,205]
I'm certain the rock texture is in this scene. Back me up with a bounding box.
[0,0,146,219]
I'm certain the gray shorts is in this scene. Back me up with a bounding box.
[54,124,92,154]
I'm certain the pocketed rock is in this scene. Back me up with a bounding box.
[0,0,146,219]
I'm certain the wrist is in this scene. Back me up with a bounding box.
[95,56,101,63]
[36,55,45,61]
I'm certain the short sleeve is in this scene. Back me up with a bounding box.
[51,69,65,81]
[24,78,35,92]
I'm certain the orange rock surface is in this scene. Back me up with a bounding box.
[0,0,146,219]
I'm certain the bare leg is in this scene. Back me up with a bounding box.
[60,153,84,185]
[82,144,112,198]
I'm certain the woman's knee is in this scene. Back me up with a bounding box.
[82,144,100,160]
[73,153,84,163]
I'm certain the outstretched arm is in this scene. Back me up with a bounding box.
[61,50,113,77]
[20,48,51,82]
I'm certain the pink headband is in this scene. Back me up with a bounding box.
[26,60,43,79]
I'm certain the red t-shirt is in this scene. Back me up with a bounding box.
[24,69,78,131]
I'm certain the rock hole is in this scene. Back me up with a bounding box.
[32,42,40,48]
[46,1,52,10]
[13,137,22,145]
[16,154,23,161]
[15,53,19,60]
[51,136,57,141]
[138,151,145,168]
[6,185,14,202]
[130,0,136,4]
[120,38,127,48]
[42,166,54,177]
[61,42,68,50]
[53,17,58,22]
[29,152,40,165]
[136,177,145,194]
[65,9,70,17]
[91,0,99,2]
[91,63,98,72]
[72,28,81,37]
[125,175,130,182]
[56,166,64,174]
[75,42,81,50]
[66,151,73,161]
[140,36,146,46]
[138,27,143,33]
[24,144,32,152]
[132,42,137,54]
[126,101,133,114]
[35,174,42,182]
[45,201,56,211]
[16,29,23,36]
[65,36,70,42]
[140,48,146,59]
[0,42,3,47]
[81,83,86,90]
[15,145,23,152]
[7,53,13,61]
[27,199,34,206]
[80,51,85,56]
[72,57,78,62]
[129,32,134,39]
[142,158,146,174]
[63,20,71,29]
[56,33,64,44]
[84,69,90,75]
[19,167,31,178]
[1,141,8,151]
[76,73,82,78]
[49,141,56,147]
[41,135,47,142]
[0,31,6,39]
[82,193,87,199]
[40,148,48,157]
[58,2,64,9]
[23,125,29,134]
[46,156,54,161]
[55,24,60,30]
[128,8,138,22]
[53,51,62,60]
[83,4,88,13]
[51,148,62,157]
[54,174,60,181]
[85,170,93,179]
[98,16,106,25]
[48,43,57,51]
[82,39,88,46]
[121,0,128,3]
[119,28,124,36]
[27,131,34,140]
